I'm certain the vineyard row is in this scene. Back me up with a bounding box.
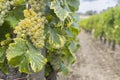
[80,6,120,50]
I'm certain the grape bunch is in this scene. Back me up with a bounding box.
[0,0,14,26]
[14,8,46,48]
[28,0,46,13]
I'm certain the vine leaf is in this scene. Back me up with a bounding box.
[69,22,80,36]
[0,22,11,41]
[5,5,25,28]
[14,0,24,5]
[27,43,47,72]
[0,47,8,74]
[6,38,27,63]
[0,48,5,63]
[6,38,47,73]
[9,55,25,68]
[5,16,19,28]
[68,42,78,53]
[60,63,69,75]
[48,27,66,49]
[0,62,8,74]
[62,46,76,64]
[50,0,69,21]
[67,0,80,12]
[19,55,30,73]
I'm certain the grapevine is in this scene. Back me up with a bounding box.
[0,0,80,79]
[80,6,120,49]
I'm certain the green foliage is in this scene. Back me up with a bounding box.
[6,38,47,73]
[0,47,8,74]
[0,22,12,41]
[48,27,66,49]
[0,48,5,63]
[50,0,69,21]
[67,0,80,12]
[0,0,80,77]
[80,6,120,44]
[5,5,25,28]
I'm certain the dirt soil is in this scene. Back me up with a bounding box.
[58,30,120,80]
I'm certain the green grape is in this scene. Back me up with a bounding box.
[0,0,14,26]
[0,33,12,46]
[28,0,46,13]
[14,8,46,48]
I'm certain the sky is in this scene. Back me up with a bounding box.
[78,0,118,13]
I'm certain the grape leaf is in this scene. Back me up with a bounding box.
[67,0,80,12]
[60,63,69,75]
[69,22,80,36]
[14,0,24,5]
[62,46,76,64]
[0,62,8,74]
[0,48,8,74]
[68,41,79,54]
[19,55,31,73]
[5,5,25,28]
[0,22,11,41]
[27,43,47,72]
[6,38,27,61]
[48,27,66,49]
[8,55,24,67]
[6,38,47,73]
[0,48,5,63]
[50,0,69,21]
